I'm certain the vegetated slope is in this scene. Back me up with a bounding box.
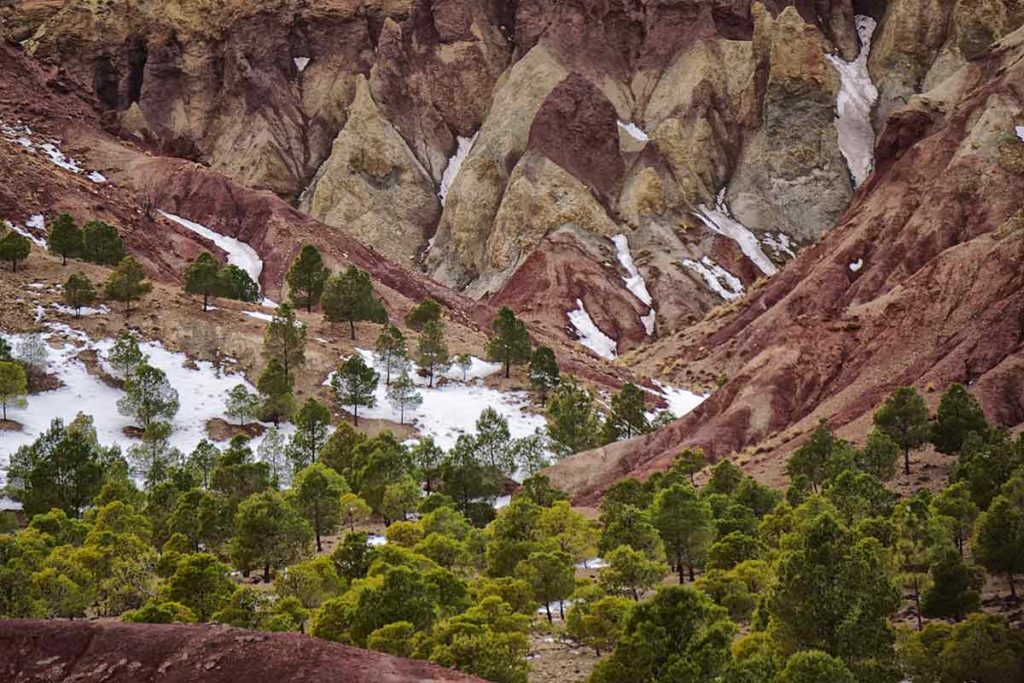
[0,620,483,683]
[0,39,627,393]
[9,0,1012,360]
[547,25,1024,503]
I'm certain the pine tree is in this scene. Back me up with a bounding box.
[286,398,332,472]
[0,361,27,421]
[262,303,305,384]
[485,306,532,378]
[374,324,408,385]
[47,213,82,265]
[81,220,125,265]
[669,448,707,486]
[117,363,180,430]
[285,244,329,312]
[0,231,31,271]
[650,483,714,582]
[454,354,473,382]
[529,346,559,397]
[974,492,1024,599]
[62,273,96,317]
[257,358,294,426]
[330,354,379,426]
[224,384,260,426]
[322,266,386,339]
[218,265,260,303]
[932,383,988,455]
[184,252,222,311]
[107,330,147,379]
[873,386,930,475]
[544,378,601,456]
[104,256,152,317]
[386,369,422,425]
[603,382,650,442]
[404,297,441,331]
[416,319,450,388]
[289,463,349,552]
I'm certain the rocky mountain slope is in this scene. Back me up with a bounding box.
[3,0,1024,500]
[0,620,483,682]
[547,21,1024,502]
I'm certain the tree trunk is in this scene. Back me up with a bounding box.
[559,600,565,621]
[914,579,923,631]
[631,587,639,601]
[2,402,6,421]
[263,564,271,583]
[399,404,405,425]
[688,565,695,582]
[315,505,322,552]
[545,603,552,623]
[349,319,355,340]
[1010,573,1017,599]
[62,254,67,266]
[678,562,686,584]
[904,447,911,476]
[353,403,359,426]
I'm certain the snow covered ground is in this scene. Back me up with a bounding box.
[0,121,107,183]
[329,349,545,451]
[158,211,275,306]
[0,323,272,484]
[438,133,478,206]
[567,299,618,360]
[611,234,656,335]
[682,256,744,301]
[761,232,796,259]
[4,218,47,248]
[617,121,649,143]
[826,16,878,188]
[695,191,777,277]
[653,381,708,418]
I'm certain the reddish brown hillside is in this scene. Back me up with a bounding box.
[0,620,482,682]
[547,27,1024,503]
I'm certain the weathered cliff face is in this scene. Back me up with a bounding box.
[5,0,1022,358]
[546,23,1024,502]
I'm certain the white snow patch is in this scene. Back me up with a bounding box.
[0,496,22,512]
[493,495,511,510]
[1016,125,1024,142]
[51,303,109,317]
[849,258,864,272]
[653,380,708,418]
[567,299,617,360]
[681,256,744,301]
[87,171,107,184]
[617,121,649,143]
[158,211,265,293]
[611,234,657,336]
[641,309,657,336]
[26,214,45,231]
[0,326,265,484]
[326,350,543,451]
[367,533,388,547]
[826,16,879,188]
[293,57,311,73]
[695,190,778,277]
[38,142,82,173]
[611,234,653,306]
[5,220,47,248]
[576,557,608,570]
[438,133,478,206]
[762,232,796,259]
